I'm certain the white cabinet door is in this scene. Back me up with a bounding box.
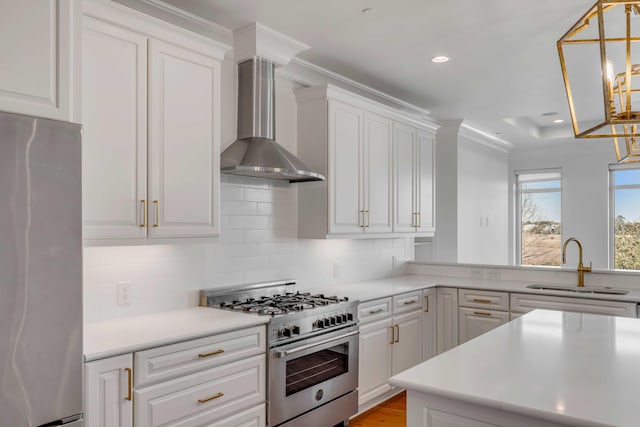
[82,17,148,239]
[85,354,133,427]
[436,287,459,354]
[422,288,437,361]
[392,310,422,375]
[358,317,393,405]
[458,308,509,344]
[415,131,435,233]
[147,39,220,238]
[393,122,417,233]
[328,99,364,234]
[363,112,393,233]
[0,0,77,121]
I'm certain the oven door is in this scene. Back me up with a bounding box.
[268,325,359,427]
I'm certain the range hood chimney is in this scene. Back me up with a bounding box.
[221,24,324,183]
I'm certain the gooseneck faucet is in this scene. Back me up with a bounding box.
[561,237,592,287]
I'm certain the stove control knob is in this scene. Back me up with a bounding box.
[340,314,348,323]
[329,316,336,325]
[347,313,354,321]
[291,325,300,335]
[335,315,342,325]
[282,327,292,337]
[322,318,331,328]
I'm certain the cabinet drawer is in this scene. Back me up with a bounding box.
[458,289,509,311]
[359,298,392,324]
[393,291,423,314]
[135,354,265,427]
[458,307,510,344]
[510,293,637,318]
[135,326,266,387]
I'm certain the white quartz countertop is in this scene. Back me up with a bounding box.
[389,309,640,427]
[306,274,640,303]
[84,307,269,362]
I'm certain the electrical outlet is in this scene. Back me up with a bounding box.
[470,268,485,279]
[486,269,502,280]
[333,263,341,278]
[117,281,131,306]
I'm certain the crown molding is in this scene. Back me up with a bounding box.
[290,57,431,119]
[233,23,310,66]
[459,122,514,153]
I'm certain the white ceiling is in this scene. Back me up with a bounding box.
[161,0,610,149]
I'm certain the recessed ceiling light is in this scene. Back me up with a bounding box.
[362,8,376,15]
[431,55,450,63]
[553,119,565,124]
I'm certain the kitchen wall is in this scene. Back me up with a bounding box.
[83,73,413,323]
[508,141,616,269]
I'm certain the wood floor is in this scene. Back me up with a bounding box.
[350,392,406,427]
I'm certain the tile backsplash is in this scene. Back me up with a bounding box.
[83,175,413,322]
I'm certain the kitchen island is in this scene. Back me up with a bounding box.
[389,309,640,427]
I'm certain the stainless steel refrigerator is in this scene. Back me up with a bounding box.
[0,111,83,426]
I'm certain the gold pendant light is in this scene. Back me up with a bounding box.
[558,0,640,162]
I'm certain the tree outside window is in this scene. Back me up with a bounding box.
[611,167,640,270]
[516,171,562,266]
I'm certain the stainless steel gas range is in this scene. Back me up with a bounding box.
[200,280,359,427]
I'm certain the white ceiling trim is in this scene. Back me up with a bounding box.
[290,57,431,118]
[459,122,514,153]
[135,0,233,45]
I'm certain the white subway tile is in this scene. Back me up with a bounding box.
[244,188,273,202]
[228,215,269,230]
[256,202,273,215]
[222,201,258,215]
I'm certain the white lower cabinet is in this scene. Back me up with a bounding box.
[85,354,133,427]
[458,289,510,344]
[357,291,424,410]
[84,326,266,427]
[436,288,458,354]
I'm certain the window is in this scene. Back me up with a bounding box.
[610,166,640,270]
[516,171,562,266]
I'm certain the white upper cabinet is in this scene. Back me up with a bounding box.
[82,17,148,239]
[147,39,221,238]
[296,84,435,239]
[328,100,364,234]
[81,0,229,240]
[393,124,435,235]
[0,0,78,122]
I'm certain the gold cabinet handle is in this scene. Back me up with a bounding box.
[140,200,147,228]
[394,324,400,343]
[403,299,417,305]
[474,311,492,316]
[359,210,365,229]
[424,295,429,312]
[153,200,159,227]
[364,210,370,228]
[368,308,384,314]
[412,212,417,227]
[198,349,224,358]
[124,367,132,401]
[389,326,394,344]
[473,298,492,304]
[198,392,224,404]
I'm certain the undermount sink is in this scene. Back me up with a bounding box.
[526,283,629,295]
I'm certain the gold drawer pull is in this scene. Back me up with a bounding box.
[424,295,429,312]
[472,298,492,304]
[368,308,384,314]
[153,200,159,227]
[124,367,132,401]
[394,324,400,343]
[403,299,417,305]
[198,349,224,358]
[198,392,224,403]
[140,200,147,228]
[474,311,492,316]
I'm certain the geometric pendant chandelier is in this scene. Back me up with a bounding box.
[558,0,640,162]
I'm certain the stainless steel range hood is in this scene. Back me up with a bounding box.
[221,57,325,183]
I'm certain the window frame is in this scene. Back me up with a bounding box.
[515,168,563,267]
[608,163,640,270]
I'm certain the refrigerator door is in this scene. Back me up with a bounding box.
[0,112,83,426]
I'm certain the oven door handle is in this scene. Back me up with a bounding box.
[275,330,359,358]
